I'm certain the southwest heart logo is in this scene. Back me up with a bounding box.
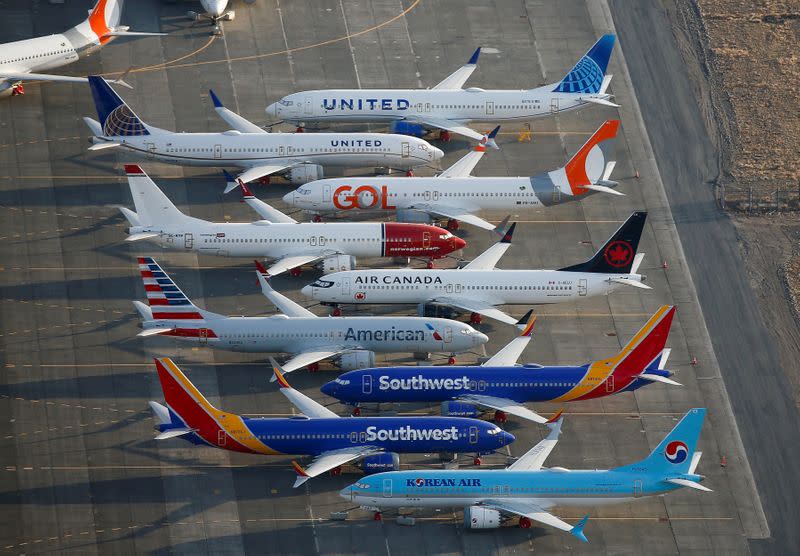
[664,440,688,464]
[603,240,633,268]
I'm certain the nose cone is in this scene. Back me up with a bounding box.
[474,331,489,346]
[500,430,515,447]
[453,236,467,250]
[300,285,313,298]
[282,190,296,206]
[320,380,335,397]
[432,146,445,160]
[266,102,278,118]
[207,0,228,17]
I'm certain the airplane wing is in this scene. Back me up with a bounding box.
[264,253,327,278]
[232,164,294,188]
[0,72,88,84]
[271,358,340,417]
[409,204,495,231]
[463,222,515,270]
[255,262,316,316]
[481,499,589,542]
[432,47,481,90]
[405,115,486,143]
[209,90,268,134]
[507,416,563,469]
[291,447,382,488]
[437,126,499,177]
[482,312,536,366]
[276,348,350,376]
[458,394,549,424]
[224,173,297,223]
[431,296,517,326]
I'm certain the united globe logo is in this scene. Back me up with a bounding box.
[103,105,150,137]
[554,56,604,94]
[664,440,688,464]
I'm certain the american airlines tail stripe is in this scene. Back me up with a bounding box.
[151,311,205,320]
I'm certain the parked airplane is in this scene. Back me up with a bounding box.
[341,408,710,541]
[120,165,464,276]
[267,35,617,142]
[149,357,514,486]
[83,79,443,185]
[322,306,680,423]
[187,1,235,34]
[134,257,488,373]
[0,0,161,96]
[285,120,620,231]
[302,212,649,326]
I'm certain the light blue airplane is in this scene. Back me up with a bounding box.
[340,408,709,542]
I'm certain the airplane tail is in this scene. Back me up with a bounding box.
[552,34,616,94]
[87,76,150,137]
[122,165,190,229]
[559,211,646,274]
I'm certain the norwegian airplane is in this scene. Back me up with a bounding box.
[302,212,650,326]
[322,307,680,424]
[285,120,621,231]
[266,35,617,143]
[134,258,488,373]
[120,165,464,276]
[83,79,443,185]
[149,357,514,486]
[0,0,161,97]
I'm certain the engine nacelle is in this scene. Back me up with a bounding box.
[288,164,324,185]
[390,121,426,138]
[359,453,400,474]
[396,209,432,224]
[440,401,480,418]
[319,254,356,273]
[463,507,502,530]
[338,350,376,371]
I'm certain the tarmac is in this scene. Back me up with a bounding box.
[0,0,772,553]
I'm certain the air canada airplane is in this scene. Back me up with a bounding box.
[134,258,488,373]
[286,120,621,231]
[322,307,680,424]
[120,165,464,276]
[267,35,617,143]
[149,357,514,487]
[83,79,442,185]
[0,0,161,96]
[341,409,710,542]
[302,212,650,326]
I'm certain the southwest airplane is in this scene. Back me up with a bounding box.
[0,0,161,96]
[150,357,514,486]
[322,306,680,424]
[285,120,621,231]
[134,257,488,373]
[120,165,464,276]
[83,78,443,185]
[302,212,649,326]
[341,408,710,541]
[266,35,617,143]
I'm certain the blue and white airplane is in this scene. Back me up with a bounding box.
[150,357,514,487]
[267,35,617,143]
[341,409,710,542]
[322,306,680,424]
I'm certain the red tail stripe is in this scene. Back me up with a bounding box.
[144,284,163,292]
[140,270,155,278]
[151,311,204,319]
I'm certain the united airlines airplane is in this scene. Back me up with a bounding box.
[150,357,514,486]
[267,35,617,142]
[322,307,679,424]
[341,409,710,541]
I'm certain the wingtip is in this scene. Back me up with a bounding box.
[517,312,536,336]
[488,125,500,139]
[271,357,291,388]
[546,409,563,424]
[124,164,144,175]
[500,222,516,243]
[254,259,268,276]
[493,215,511,237]
[571,514,590,543]
[209,89,223,108]
[468,47,481,65]
[292,460,309,478]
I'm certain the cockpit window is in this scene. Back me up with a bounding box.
[487,427,502,435]
[310,279,334,288]
[334,378,350,385]
[278,99,294,106]
[297,188,311,195]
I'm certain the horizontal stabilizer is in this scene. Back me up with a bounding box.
[125,232,160,242]
[88,142,121,151]
[667,478,712,492]
[155,428,195,440]
[579,183,624,196]
[638,373,682,386]
[610,277,651,290]
[583,96,620,108]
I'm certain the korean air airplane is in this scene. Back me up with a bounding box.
[134,258,488,373]
[302,212,649,326]
[341,409,710,542]
[267,35,617,143]
[285,120,620,231]
[150,357,514,486]
[83,78,442,185]
[322,306,679,424]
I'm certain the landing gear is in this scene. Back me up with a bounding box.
[493,410,508,424]
[373,511,383,521]
[469,312,482,325]
[426,259,435,269]
[11,82,24,96]
[473,456,482,466]
[446,219,460,232]
[351,406,362,417]
[312,214,323,223]
[259,176,271,185]
[406,169,414,177]
[331,306,342,317]
[307,362,320,372]
[439,130,451,142]
[519,516,532,529]
[448,356,457,365]
[290,267,302,277]
[296,126,305,133]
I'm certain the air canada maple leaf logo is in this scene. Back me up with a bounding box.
[603,240,633,268]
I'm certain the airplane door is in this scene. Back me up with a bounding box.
[342,277,350,296]
[633,479,643,498]
[485,101,494,115]
[446,284,453,294]
[443,326,452,343]
[423,231,431,249]
[184,233,194,249]
[146,143,156,159]
[362,375,372,395]
[424,190,431,201]
[424,102,431,112]
[382,478,393,498]
[304,97,313,115]
[217,430,226,447]
[469,426,478,444]
[606,376,615,393]
[578,279,587,296]
[199,328,208,345]
[213,144,222,159]
[454,284,462,294]
[550,98,559,113]
[401,142,410,158]
[432,191,440,201]
[323,184,331,202]
[279,145,286,157]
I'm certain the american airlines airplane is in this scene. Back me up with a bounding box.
[285,120,621,231]
[150,357,514,486]
[83,78,443,185]
[121,165,464,276]
[266,35,617,142]
[341,409,710,541]
[302,212,650,326]
[134,258,488,373]
[0,0,161,97]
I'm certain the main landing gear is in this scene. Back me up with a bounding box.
[11,82,24,96]
[473,456,482,466]
[446,219,460,232]
[439,130,451,142]
[290,267,302,277]
[493,410,508,424]
[307,362,320,372]
[351,406,361,417]
[426,259,435,269]
[519,516,532,529]
[469,312,482,325]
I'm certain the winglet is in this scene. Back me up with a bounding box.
[493,215,511,237]
[500,222,516,244]
[485,125,500,149]
[571,515,590,543]
[546,409,563,424]
[209,89,224,108]
[516,311,536,336]
[271,357,292,388]
[468,47,481,66]
[223,170,240,194]
[254,259,269,277]
[292,460,310,488]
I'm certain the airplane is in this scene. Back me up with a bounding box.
[83,79,444,185]
[284,120,621,231]
[149,357,515,487]
[301,212,650,326]
[133,257,489,373]
[186,1,236,35]
[321,306,680,424]
[266,35,617,143]
[120,165,465,276]
[340,408,710,541]
[0,0,161,97]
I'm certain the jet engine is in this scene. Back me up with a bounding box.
[390,121,426,138]
[288,164,324,185]
[337,350,376,371]
[319,254,356,273]
[463,507,502,530]
[396,209,432,224]
[440,401,480,418]
[359,453,400,474]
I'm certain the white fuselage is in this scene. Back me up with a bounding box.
[201,0,230,17]
[0,35,79,77]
